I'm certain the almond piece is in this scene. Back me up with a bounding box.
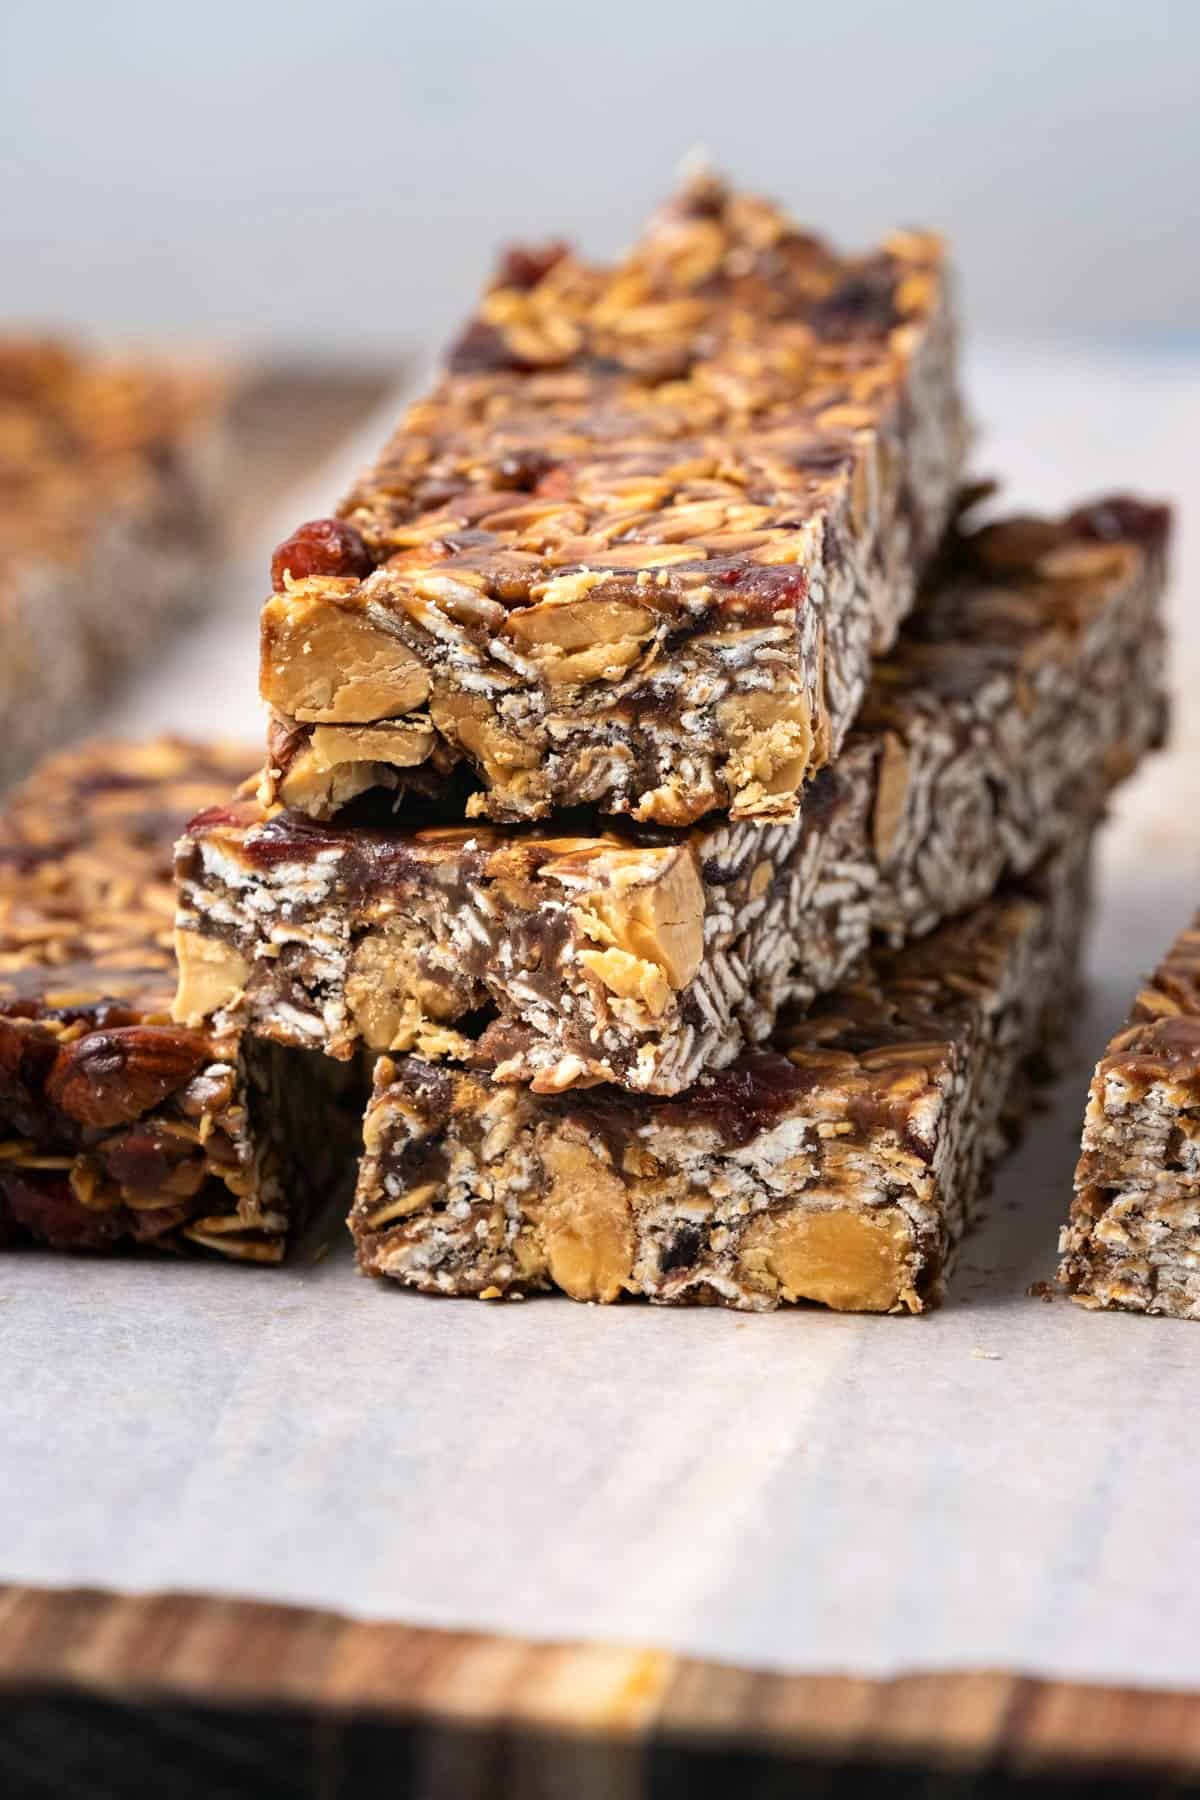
[739,1204,917,1312]
[172,931,251,1027]
[430,691,540,783]
[505,597,655,686]
[536,1131,634,1302]
[47,1027,211,1131]
[572,844,705,1015]
[872,731,910,864]
[346,934,473,1052]
[261,587,430,724]
[275,720,435,812]
[719,687,816,813]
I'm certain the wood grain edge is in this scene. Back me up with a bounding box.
[2,1582,1200,1786]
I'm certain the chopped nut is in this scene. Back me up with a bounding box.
[576,945,671,1018]
[172,929,251,1026]
[719,688,817,814]
[309,721,435,769]
[739,1204,917,1312]
[505,597,655,686]
[274,720,434,811]
[430,691,540,785]
[536,1131,634,1302]
[872,731,910,864]
[346,933,467,1052]
[573,845,705,1015]
[261,587,430,723]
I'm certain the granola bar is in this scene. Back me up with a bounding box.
[1060,920,1200,1317]
[349,822,1093,1312]
[0,338,227,790]
[177,497,1166,1094]
[259,174,966,826]
[0,738,359,1260]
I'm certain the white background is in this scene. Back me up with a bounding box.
[2,1,1198,352]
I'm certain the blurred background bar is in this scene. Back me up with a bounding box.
[3,0,1197,357]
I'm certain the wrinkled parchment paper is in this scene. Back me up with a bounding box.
[3,344,1199,1685]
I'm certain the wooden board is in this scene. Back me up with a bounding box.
[2,1584,1199,1797]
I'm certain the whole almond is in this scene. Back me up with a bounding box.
[46,1026,210,1130]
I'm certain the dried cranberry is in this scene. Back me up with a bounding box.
[809,264,899,340]
[0,1170,126,1251]
[496,449,555,491]
[270,518,372,591]
[446,319,529,376]
[1067,496,1172,548]
[494,240,570,292]
[710,559,808,620]
[679,1054,810,1147]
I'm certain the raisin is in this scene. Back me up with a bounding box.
[1067,496,1172,548]
[446,319,529,376]
[494,240,570,292]
[660,1224,703,1274]
[270,517,372,591]
[809,265,899,340]
[496,448,555,491]
[0,1170,126,1251]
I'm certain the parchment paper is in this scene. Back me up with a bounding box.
[3,343,1199,1686]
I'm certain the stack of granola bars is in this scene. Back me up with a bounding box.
[0,176,1173,1309]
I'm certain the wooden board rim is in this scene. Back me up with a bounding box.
[3,1582,1200,1781]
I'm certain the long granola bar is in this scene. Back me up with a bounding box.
[349,822,1093,1312]
[1060,920,1200,1317]
[259,174,965,826]
[176,497,1166,1095]
[0,338,228,789]
[0,739,358,1259]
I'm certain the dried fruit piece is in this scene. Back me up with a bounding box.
[270,518,372,591]
[493,240,571,292]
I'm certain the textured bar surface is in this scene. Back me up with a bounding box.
[349,824,1093,1313]
[178,497,1167,1094]
[1061,919,1200,1317]
[259,174,966,826]
[0,739,358,1260]
[0,338,228,789]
